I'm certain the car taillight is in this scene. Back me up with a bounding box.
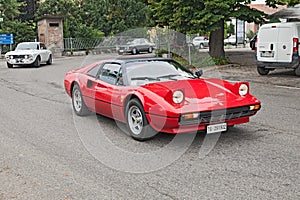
[293,38,298,52]
[254,37,258,52]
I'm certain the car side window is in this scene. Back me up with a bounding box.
[98,63,121,85]
[87,64,102,77]
[40,43,47,50]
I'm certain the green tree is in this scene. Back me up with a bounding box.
[105,0,151,35]
[0,0,23,21]
[0,0,36,48]
[36,0,150,37]
[148,0,272,58]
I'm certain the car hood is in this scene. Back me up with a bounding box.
[140,78,258,111]
[5,50,38,55]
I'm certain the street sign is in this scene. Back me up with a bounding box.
[0,34,14,45]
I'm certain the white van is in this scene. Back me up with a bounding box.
[256,22,300,76]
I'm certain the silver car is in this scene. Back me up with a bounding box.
[117,38,155,55]
[5,42,52,68]
[192,36,209,49]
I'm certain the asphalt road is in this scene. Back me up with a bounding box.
[0,51,299,199]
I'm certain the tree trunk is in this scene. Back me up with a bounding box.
[209,20,225,59]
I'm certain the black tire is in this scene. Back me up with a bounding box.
[46,55,52,65]
[257,66,270,75]
[125,99,157,141]
[199,43,204,49]
[148,46,153,53]
[72,84,90,116]
[295,66,300,76]
[222,125,234,133]
[7,63,13,68]
[132,48,137,55]
[33,56,41,68]
[118,51,124,55]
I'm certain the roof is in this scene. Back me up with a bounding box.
[19,42,41,44]
[269,4,300,19]
[247,4,287,15]
[117,56,173,64]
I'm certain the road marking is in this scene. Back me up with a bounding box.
[275,85,300,90]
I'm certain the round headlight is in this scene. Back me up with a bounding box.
[239,84,248,96]
[173,90,184,104]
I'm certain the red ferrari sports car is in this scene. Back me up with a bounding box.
[64,57,261,140]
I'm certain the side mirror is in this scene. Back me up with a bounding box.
[195,70,203,78]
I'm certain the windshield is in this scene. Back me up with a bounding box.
[16,43,39,50]
[125,60,195,86]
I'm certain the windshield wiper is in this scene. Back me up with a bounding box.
[131,76,158,81]
[157,74,181,80]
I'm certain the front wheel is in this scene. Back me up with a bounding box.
[72,84,90,116]
[33,56,41,68]
[257,66,269,75]
[199,43,204,49]
[7,62,13,68]
[125,99,157,141]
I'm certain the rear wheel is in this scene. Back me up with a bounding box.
[125,99,157,141]
[148,46,153,53]
[132,48,137,55]
[46,55,52,65]
[257,66,270,75]
[72,84,90,116]
[199,43,204,49]
[295,65,300,76]
[7,63,13,68]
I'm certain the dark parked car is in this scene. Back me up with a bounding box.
[117,38,155,55]
[250,35,257,50]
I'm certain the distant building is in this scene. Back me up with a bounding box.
[246,4,287,33]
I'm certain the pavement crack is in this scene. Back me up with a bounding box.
[147,184,178,200]
[0,81,68,105]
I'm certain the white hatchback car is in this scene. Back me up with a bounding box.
[192,36,209,49]
[5,42,52,68]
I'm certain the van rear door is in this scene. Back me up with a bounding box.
[257,26,279,62]
[257,25,293,63]
[276,27,293,62]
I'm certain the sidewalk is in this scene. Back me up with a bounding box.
[225,48,256,67]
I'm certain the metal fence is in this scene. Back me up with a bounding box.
[62,28,206,65]
[63,38,104,51]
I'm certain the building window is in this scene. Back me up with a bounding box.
[49,23,59,27]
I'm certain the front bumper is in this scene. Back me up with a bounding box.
[6,57,35,65]
[147,105,260,134]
